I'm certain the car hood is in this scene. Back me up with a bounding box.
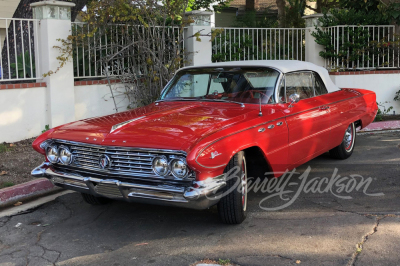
[49,102,258,151]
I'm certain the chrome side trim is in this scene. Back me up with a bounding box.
[194,93,365,169]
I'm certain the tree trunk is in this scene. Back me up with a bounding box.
[276,0,286,27]
[316,0,322,13]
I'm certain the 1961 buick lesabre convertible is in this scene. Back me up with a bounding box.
[31,60,378,224]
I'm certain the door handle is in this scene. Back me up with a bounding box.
[319,105,330,110]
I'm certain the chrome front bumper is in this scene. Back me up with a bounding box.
[31,162,226,210]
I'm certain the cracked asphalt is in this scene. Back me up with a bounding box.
[0,132,399,266]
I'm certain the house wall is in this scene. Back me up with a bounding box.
[0,82,129,143]
[0,0,19,19]
[215,9,237,28]
[330,71,400,114]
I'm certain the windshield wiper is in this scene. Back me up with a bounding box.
[198,98,245,107]
[155,97,202,103]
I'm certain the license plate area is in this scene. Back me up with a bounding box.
[94,183,123,198]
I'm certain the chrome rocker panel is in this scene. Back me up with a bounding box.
[32,162,226,210]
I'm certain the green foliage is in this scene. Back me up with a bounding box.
[312,5,400,70]
[374,102,393,121]
[312,25,370,68]
[212,29,304,62]
[190,0,232,12]
[339,0,380,12]
[317,9,390,27]
[394,90,400,102]
[0,182,15,189]
[0,143,13,153]
[285,0,306,28]
[380,1,400,26]
[42,125,50,134]
[10,51,36,79]
[218,258,231,265]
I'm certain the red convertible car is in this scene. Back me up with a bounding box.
[31,60,378,224]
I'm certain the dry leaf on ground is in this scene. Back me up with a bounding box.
[135,243,148,246]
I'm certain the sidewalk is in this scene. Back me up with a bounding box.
[358,120,400,132]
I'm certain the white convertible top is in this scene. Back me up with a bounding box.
[181,60,340,93]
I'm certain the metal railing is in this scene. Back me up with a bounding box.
[72,22,186,79]
[212,27,306,62]
[0,18,40,82]
[323,25,399,70]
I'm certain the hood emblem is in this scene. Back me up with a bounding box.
[99,155,112,169]
[110,116,145,133]
[210,151,222,159]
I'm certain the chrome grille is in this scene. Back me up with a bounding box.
[52,140,190,180]
[94,183,123,198]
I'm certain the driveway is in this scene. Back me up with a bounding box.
[1,132,399,266]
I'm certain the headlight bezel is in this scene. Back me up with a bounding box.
[152,155,170,177]
[46,145,59,163]
[169,157,189,179]
[58,145,73,165]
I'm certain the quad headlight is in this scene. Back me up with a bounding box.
[58,146,73,165]
[169,158,188,179]
[46,145,59,163]
[152,156,190,178]
[152,156,170,176]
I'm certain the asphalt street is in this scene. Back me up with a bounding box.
[0,131,399,266]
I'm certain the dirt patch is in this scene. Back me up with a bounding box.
[0,137,44,187]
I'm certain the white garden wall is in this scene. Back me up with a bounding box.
[0,87,47,143]
[330,72,400,114]
[75,83,129,121]
[0,82,129,143]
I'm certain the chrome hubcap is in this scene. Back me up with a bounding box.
[241,157,247,211]
[344,124,353,150]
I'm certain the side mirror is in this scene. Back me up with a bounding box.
[288,93,300,108]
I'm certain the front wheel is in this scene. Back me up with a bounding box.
[217,151,247,224]
[329,122,356,160]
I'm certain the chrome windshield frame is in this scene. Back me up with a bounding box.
[158,66,283,105]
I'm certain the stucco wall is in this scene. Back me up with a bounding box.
[330,73,400,114]
[0,83,129,143]
[74,83,129,121]
[0,87,47,143]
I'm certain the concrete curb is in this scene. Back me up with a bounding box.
[0,178,62,209]
[358,120,400,133]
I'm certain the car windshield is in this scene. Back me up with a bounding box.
[160,67,280,104]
